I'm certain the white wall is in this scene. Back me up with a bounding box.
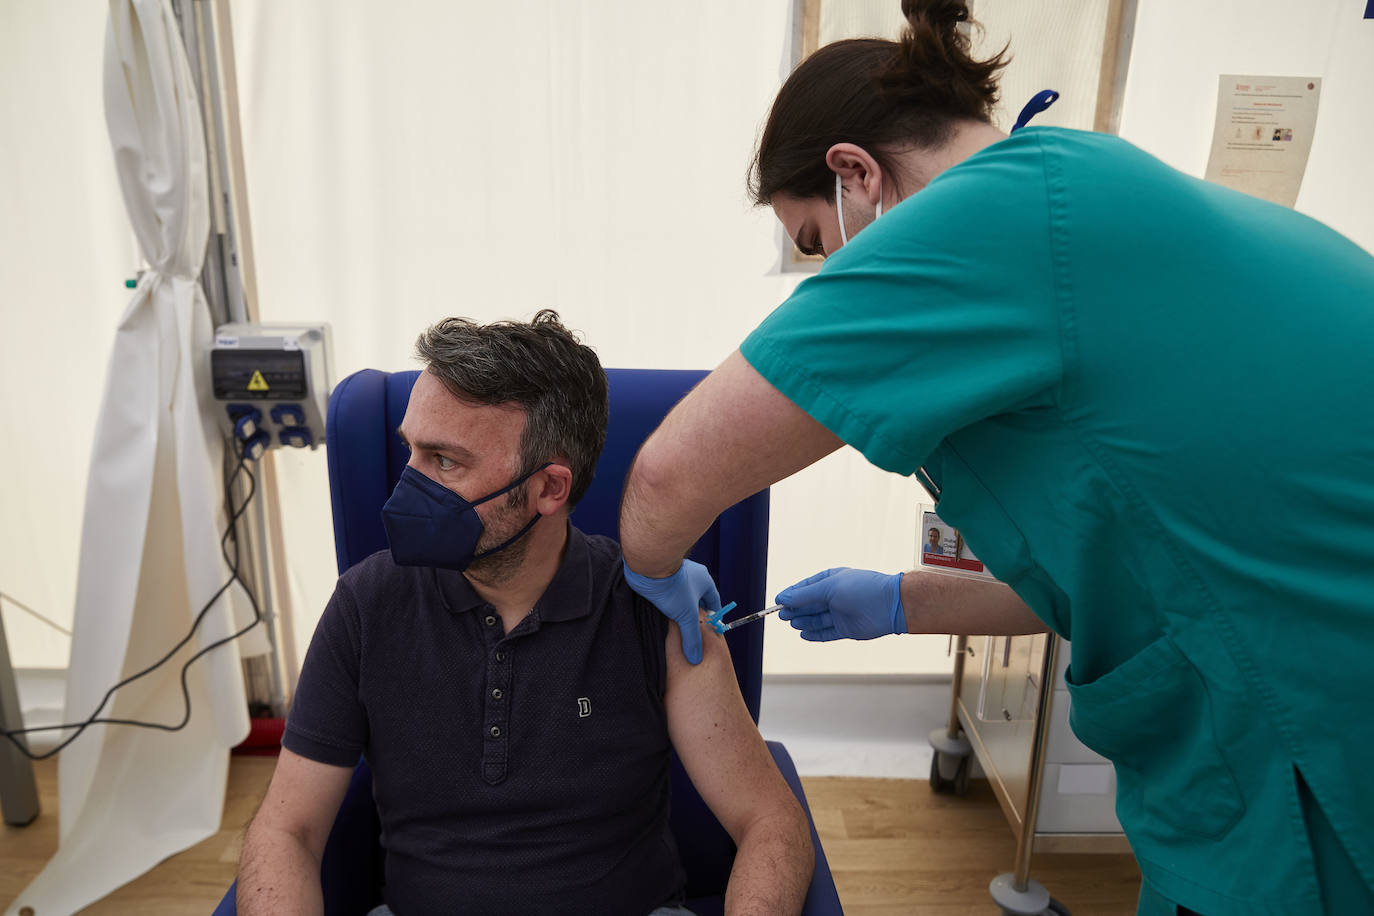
[0,5,133,669]
[1118,0,1373,254]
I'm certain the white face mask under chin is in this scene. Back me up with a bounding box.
[835,172,883,248]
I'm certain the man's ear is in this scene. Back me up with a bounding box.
[534,463,574,515]
[825,142,884,206]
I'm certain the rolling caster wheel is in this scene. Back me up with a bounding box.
[930,750,972,795]
[952,754,971,797]
[1044,899,1071,916]
[928,727,972,795]
[929,753,953,793]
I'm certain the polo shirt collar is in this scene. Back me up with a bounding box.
[433,522,594,623]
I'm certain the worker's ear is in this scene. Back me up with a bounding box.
[532,463,573,515]
[825,143,884,207]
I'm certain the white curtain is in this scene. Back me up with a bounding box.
[6,1,262,913]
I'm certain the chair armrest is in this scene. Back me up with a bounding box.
[211,880,237,915]
[766,741,844,916]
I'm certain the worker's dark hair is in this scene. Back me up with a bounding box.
[415,309,608,507]
[748,0,1008,205]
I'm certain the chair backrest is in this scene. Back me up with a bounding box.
[324,367,771,896]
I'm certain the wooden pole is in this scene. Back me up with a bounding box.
[1094,0,1138,135]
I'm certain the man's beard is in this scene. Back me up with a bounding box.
[464,485,537,585]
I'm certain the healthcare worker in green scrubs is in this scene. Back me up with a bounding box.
[618,1,1374,914]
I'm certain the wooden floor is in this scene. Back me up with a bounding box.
[2,757,1141,914]
[805,777,1141,915]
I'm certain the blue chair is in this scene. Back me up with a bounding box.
[215,368,843,915]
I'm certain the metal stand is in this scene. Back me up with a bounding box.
[175,0,296,715]
[222,441,286,718]
[929,635,973,795]
[988,636,1069,916]
[0,609,40,826]
[246,461,287,717]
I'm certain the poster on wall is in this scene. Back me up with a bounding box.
[1203,75,1321,208]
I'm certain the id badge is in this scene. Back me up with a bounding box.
[916,509,998,582]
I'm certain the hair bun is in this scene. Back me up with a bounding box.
[901,0,971,33]
[881,0,1004,116]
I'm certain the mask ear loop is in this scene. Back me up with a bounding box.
[468,461,553,507]
[471,513,543,561]
[836,172,848,247]
[836,172,883,250]
[467,461,555,563]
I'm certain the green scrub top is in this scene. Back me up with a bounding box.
[741,127,1374,915]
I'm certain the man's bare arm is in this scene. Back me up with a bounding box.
[621,350,841,577]
[902,569,1048,635]
[665,616,813,915]
[238,747,355,916]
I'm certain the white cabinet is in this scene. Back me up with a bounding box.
[956,634,1128,852]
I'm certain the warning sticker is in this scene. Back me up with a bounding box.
[247,370,270,392]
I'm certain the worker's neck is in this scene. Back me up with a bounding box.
[944,119,1010,164]
[464,515,569,630]
[898,120,1009,194]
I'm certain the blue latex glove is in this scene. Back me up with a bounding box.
[623,559,722,664]
[776,567,905,641]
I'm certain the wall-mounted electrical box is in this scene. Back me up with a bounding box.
[209,323,333,460]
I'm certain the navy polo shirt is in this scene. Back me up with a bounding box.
[283,525,686,915]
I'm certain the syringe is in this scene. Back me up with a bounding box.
[718,604,784,632]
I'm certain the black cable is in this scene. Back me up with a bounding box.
[1,454,265,761]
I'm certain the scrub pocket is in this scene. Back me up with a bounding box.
[1066,634,1245,840]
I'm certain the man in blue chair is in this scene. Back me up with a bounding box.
[237,311,813,916]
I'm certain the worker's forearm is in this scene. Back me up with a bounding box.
[725,810,814,916]
[238,822,325,916]
[901,568,1048,635]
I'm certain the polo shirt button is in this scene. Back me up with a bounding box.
[484,614,497,626]
[491,688,503,700]
[495,651,506,662]
[489,725,501,737]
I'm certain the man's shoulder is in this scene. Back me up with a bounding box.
[569,526,661,624]
[335,549,430,609]
[576,527,625,574]
[339,547,410,582]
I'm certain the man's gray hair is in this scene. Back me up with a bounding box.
[415,309,608,506]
